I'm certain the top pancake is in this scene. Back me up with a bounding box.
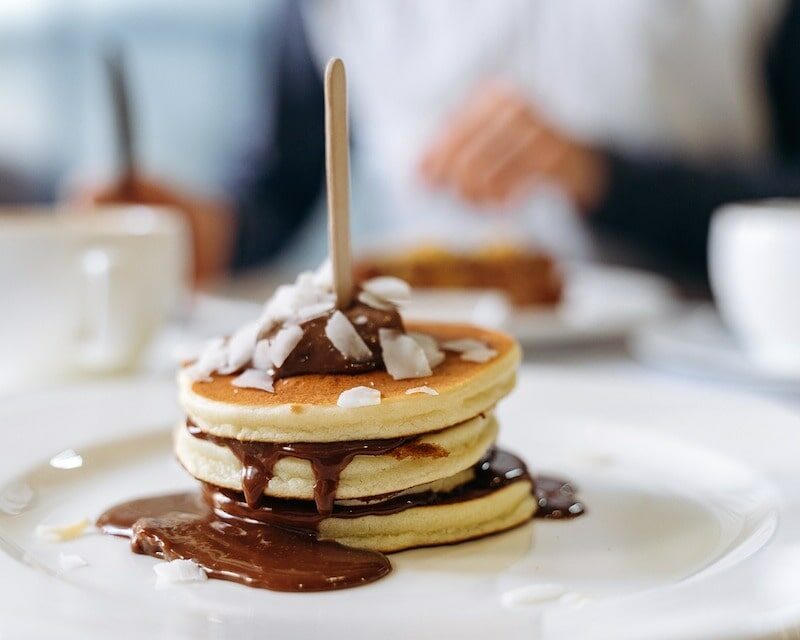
[179,322,520,442]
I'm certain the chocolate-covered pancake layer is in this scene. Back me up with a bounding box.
[175,411,498,507]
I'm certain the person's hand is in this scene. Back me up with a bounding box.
[75,177,235,283]
[420,83,608,211]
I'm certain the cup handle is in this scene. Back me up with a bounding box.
[77,247,140,372]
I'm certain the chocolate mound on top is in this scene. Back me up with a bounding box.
[265,302,403,379]
[184,264,464,388]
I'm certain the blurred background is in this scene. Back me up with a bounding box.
[2,0,800,392]
[0,0,272,199]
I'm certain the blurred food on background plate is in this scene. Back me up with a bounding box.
[355,243,562,308]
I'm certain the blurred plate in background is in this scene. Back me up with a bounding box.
[403,263,676,347]
[632,305,800,393]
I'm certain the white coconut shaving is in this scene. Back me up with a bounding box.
[357,290,395,311]
[405,386,439,396]
[353,315,368,325]
[49,449,83,470]
[312,259,333,289]
[408,332,446,368]
[35,517,89,542]
[440,337,497,363]
[154,559,208,588]
[361,276,410,302]
[219,321,260,374]
[268,325,304,367]
[325,311,373,361]
[461,347,498,363]
[379,329,432,380]
[297,300,335,322]
[185,337,227,382]
[258,269,336,332]
[251,339,273,370]
[440,338,489,353]
[337,386,381,408]
[232,369,274,392]
[58,553,88,572]
[500,583,567,609]
[0,481,34,515]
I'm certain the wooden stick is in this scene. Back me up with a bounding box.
[324,58,354,309]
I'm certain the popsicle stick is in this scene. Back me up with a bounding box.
[325,58,354,309]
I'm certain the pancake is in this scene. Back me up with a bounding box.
[204,446,538,553]
[321,479,535,552]
[175,411,498,500]
[179,323,520,442]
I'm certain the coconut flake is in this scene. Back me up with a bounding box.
[49,449,83,470]
[232,369,274,392]
[0,481,34,515]
[251,339,273,370]
[337,386,381,408]
[405,386,439,396]
[293,272,332,312]
[258,267,335,329]
[353,315,368,325]
[185,337,227,381]
[440,338,489,353]
[408,332,446,369]
[501,583,567,609]
[439,337,497,363]
[268,325,304,367]
[259,284,296,327]
[297,300,335,322]
[357,290,395,311]
[379,329,432,380]
[461,348,498,363]
[325,311,373,361]
[35,517,89,542]
[361,276,411,302]
[154,559,208,588]
[219,321,260,374]
[59,552,88,572]
[313,259,333,289]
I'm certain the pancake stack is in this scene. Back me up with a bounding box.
[175,267,535,552]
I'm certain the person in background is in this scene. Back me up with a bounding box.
[85,0,800,284]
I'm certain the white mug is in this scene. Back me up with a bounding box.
[0,205,190,387]
[709,200,800,376]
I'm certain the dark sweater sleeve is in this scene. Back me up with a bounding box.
[590,0,800,271]
[229,0,325,271]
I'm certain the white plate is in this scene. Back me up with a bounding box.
[1,369,799,639]
[402,263,676,346]
[632,305,800,393]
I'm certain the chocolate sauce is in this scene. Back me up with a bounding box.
[533,475,585,519]
[205,448,584,527]
[96,449,584,593]
[267,303,403,379]
[186,421,445,514]
[98,493,389,591]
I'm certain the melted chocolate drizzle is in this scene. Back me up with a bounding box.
[267,303,403,379]
[97,449,584,593]
[187,421,446,514]
[97,493,390,592]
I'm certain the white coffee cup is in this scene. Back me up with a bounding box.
[709,200,800,376]
[0,205,190,387]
